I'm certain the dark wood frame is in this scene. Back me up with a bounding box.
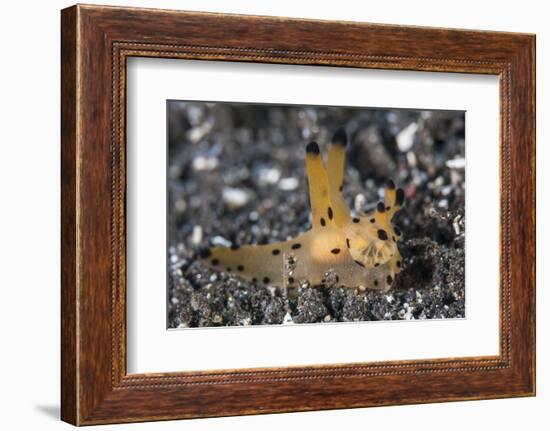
[61,4,536,426]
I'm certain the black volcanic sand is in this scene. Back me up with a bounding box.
[167,102,465,328]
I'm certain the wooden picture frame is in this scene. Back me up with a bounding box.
[61,4,535,425]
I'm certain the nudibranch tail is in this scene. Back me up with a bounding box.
[202,242,286,286]
[200,127,406,291]
[201,231,327,287]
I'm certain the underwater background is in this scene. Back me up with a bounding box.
[167,101,465,328]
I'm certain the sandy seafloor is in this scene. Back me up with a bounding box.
[167,102,465,328]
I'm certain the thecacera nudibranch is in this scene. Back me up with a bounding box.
[200,128,405,292]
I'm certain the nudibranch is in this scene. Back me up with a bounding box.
[200,128,405,291]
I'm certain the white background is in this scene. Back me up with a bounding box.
[0,0,547,430]
[127,59,499,373]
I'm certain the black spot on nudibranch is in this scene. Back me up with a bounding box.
[386,206,391,211]
[291,243,301,250]
[306,141,320,154]
[387,275,393,285]
[377,229,388,241]
[374,263,380,267]
[237,265,244,272]
[263,277,270,284]
[211,258,219,266]
[272,249,280,255]
[327,207,333,220]
[397,260,401,268]
[331,248,341,255]
[352,217,360,223]
[320,217,326,226]
[354,260,365,268]
[374,280,378,287]
[377,201,385,212]
[332,127,348,147]
[288,276,295,284]
[339,184,343,192]
[346,238,351,248]
[370,218,375,223]
[396,188,405,206]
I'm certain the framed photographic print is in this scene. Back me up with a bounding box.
[61,4,535,425]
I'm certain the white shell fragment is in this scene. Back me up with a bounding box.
[396,122,419,152]
[222,187,250,209]
[190,225,203,245]
[192,155,219,171]
[445,158,466,169]
[258,166,281,185]
[278,177,299,191]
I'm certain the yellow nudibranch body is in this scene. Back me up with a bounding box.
[200,128,405,291]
